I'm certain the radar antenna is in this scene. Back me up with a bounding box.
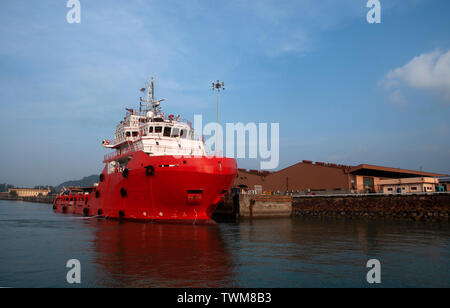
[140,77,165,115]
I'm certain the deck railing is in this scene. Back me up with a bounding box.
[126,110,193,128]
[103,143,212,162]
[106,133,204,148]
[103,143,143,162]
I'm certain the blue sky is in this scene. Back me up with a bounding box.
[1,0,449,186]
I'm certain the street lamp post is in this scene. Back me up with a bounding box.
[212,80,225,156]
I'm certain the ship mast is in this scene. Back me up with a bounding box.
[140,77,165,115]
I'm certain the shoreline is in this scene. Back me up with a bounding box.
[0,195,55,204]
[216,192,450,223]
[2,193,450,223]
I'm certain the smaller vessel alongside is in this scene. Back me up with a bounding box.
[53,187,93,216]
[53,78,237,224]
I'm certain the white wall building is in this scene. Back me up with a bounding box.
[379,177,438,194]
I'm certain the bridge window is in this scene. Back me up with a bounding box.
[164,127,171,137]
[149,126,153,133]
[132,131,138,137]
[180,129,187,138]
[172,128,180,137]
[155,126,162,133]
[126,132,131,137]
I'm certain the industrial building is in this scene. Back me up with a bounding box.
[234,160,446,195]
[8,187,51,197]
[437,176,450,192]
[379,177,439,194]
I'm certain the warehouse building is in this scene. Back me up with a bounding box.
[8,187,51,197]
[379,177,439,194]
[234,160,445,195]
[437,176,450,192]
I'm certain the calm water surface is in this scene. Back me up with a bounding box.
[0,200,449,287]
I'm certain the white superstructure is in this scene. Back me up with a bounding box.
[102,78,206,162]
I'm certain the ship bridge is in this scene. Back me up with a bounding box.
[103,79,207,162]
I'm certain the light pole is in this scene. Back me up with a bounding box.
[212,80,225,156]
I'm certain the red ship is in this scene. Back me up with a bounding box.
[53,78,237,224]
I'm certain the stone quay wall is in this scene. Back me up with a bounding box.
[239,195,293,218]
[292,193,450,222]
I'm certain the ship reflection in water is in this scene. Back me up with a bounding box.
[93,221,234,287]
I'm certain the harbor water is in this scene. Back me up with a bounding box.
[0,199,449,288]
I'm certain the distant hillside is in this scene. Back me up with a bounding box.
[55,175,98,191]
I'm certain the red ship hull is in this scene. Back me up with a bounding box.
[53,152,237,224]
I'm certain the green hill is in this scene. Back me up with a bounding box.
[55,175,99,191]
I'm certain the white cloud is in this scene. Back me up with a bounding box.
[382,50,450,103]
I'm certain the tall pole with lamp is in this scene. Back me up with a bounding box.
[212,80,225,156]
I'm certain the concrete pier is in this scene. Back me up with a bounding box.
[239,195,293,218]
